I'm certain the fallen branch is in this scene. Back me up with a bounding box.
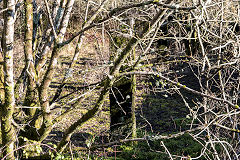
[91,126,204,149]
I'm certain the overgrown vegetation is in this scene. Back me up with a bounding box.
[0,0,240,159]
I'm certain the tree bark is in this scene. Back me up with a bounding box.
[1,0,16,159]
[130,17,137,141]
[24,0,38,117]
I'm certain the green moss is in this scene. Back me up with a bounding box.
[117,132,204,160]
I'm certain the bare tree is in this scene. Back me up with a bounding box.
[1,0,240,159]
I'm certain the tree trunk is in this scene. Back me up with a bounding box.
[130,18,137,142]
[38,0,75,142]
[24,0,38,117]
[1,0,16,159]
[110,18,137,139]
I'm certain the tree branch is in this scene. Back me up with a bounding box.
[119,71,239,109]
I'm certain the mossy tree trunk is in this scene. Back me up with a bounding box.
[24,0,38,117]
[109,17,137,139]
[1,0,16,159]
[130,18,137,141]
[0,58,4,146]
[18,1,41,158]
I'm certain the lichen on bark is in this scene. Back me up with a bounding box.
[1,0,16,159]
